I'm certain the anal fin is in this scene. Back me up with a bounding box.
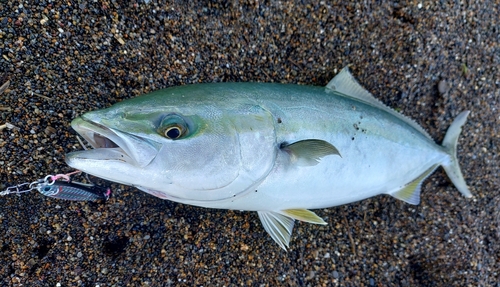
[257,211,295,250]
[390,164,438,205]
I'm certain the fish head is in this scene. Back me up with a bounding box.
[65,86,277,203]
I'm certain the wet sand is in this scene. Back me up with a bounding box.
[0,1,498,286]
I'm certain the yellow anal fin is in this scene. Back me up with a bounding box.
[281,209,327,225]
[390,164,439,205]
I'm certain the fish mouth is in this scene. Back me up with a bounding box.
[67,116,161,168]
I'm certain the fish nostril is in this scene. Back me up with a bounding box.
[94,133,119,148]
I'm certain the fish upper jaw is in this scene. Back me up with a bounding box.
[66,116,162,168]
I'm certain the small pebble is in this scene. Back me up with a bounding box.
[438,79,450,95]
[44,126,57,135]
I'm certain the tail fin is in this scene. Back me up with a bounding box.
[441,111,472,197]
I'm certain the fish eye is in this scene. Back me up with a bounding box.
[163,125,184,140]
[158,114,188,140]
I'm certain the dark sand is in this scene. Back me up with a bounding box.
[0,1,498,286]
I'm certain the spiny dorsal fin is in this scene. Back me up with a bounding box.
[326,67,433,140]
[390,164,439,204]
[257,211,295,250]
[281,139,341,166]
[281,209,327,225]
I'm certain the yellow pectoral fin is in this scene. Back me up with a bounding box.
[281,209,327,225]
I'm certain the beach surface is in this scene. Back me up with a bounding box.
[0,1,498,286]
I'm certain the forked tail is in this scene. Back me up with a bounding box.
[441,111,472,197]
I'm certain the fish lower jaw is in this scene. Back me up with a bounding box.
[65,148,136,168]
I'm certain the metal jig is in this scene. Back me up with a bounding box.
[1,171,111,201]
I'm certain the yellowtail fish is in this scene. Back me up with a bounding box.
[65,67,471,249]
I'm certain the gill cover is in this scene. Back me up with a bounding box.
[150,104,277,203]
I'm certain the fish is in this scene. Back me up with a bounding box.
[65,67,472,249]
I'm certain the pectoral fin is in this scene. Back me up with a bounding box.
[390,164,438,205]
[281,209,327,225]
[257,211,295,250]
[281,139,341,166]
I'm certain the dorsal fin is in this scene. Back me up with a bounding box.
[326,67,433,140]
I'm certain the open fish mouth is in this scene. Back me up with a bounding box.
[78,121,120,149]
[69,117,161,168]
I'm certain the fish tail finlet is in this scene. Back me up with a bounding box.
[441,111,472,198]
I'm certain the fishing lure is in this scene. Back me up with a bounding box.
[1,171,111,201]
[37,175,111,201]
